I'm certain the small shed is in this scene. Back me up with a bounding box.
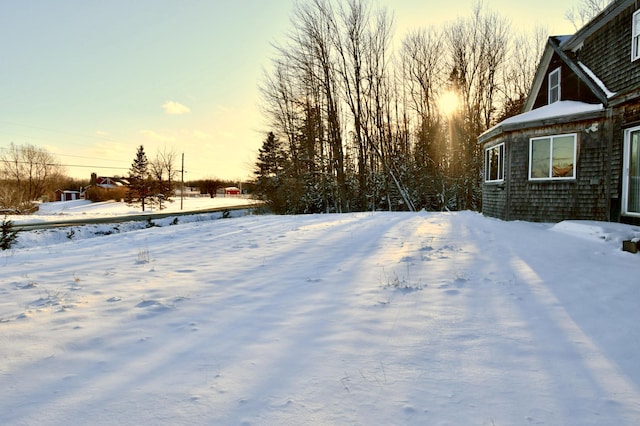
[55,189,82,202]
[224,187,241,196]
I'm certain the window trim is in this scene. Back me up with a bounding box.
[528,133,577,181]
[484,143,505,183]
[632,10,640,62]
[622,125,640,217]
[548,67,561,104]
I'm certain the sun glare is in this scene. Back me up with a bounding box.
[439,91,460,116]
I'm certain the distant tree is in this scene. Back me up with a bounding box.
[126,145,152,211]
[565,0,612,30]
[0,143,64,209]
[189,178,225,198]
[150,147,178,200]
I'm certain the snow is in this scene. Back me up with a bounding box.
[578,62,617,99]
[481,101,604,139]
[7,197,258,226]
[499,101,604,127]
[2,201,640,425]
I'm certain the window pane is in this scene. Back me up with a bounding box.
[552,135,575,178]
[631,131,639,177]
[498,144,504,180]
[490,148,498,180]
[531,138,551,178]
[486,145,502,181]
[629,131,640,213]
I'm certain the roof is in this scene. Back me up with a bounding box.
[479,101,604,143]
[560,0,635,52]
[524,0,635,113]
[524,36,611,112]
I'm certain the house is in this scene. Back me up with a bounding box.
[175,186,202,198]
[94,176,129,189]
[479,0,640,225]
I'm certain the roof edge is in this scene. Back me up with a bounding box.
[562,0,635,51]
[479,102,605,144]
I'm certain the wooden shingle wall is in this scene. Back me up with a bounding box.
[578,3,638,94]
[483,119,610,222]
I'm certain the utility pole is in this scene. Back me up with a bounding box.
[181,152,184,210]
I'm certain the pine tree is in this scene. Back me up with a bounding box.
[127,145,151,211]
[254,132,288,213]
[1,216,19,250]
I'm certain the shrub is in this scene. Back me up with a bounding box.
[84,186,128,202]
[1,216,19,250]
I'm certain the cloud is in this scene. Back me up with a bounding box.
[95,130,110,137]
[162,101,191,115]
[139,130,176,142]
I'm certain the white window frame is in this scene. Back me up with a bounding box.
[622,125,640,217]
[548,67,561,104]
[485,143,504,183]
[632,10,640,61]
[528,133,577,181]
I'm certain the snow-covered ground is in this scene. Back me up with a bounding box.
[7,196,259,225]
[1,202,640,425]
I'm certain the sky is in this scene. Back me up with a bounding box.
[0,0,582,182]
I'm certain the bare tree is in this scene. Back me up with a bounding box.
[290,0,348,211]
[333,0,370,209]
[399,26,448,209]
[0,143,64,209]
[445,2,510,209]
[565,0,612,31]
[500,25,548,121]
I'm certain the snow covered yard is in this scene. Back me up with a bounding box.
[1,209,640,425]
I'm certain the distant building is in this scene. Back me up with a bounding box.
[175,186,202,198]
[55,189,82,202]
[94,176,129,189]
[223,187,241,196]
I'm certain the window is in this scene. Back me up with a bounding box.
[548,68,561,104]
[622,126,640,216]
[485,143,504,183]
[529,134,577,180]
[633,10,640,61]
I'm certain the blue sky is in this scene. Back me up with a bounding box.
[0,0,578,181]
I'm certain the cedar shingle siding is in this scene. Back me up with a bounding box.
[479,0,640,224]
[579,4,638,94]
[483,119,609,222]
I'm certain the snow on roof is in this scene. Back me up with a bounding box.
[502,101,604,126]
[480,101,604,141]
[554,35,573,45]
[578,61,616,98]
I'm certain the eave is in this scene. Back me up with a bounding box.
[479,102,605,144]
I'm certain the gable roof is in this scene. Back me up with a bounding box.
[525,0,635,112]
[524,36,611,112]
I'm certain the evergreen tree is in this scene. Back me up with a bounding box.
[127,145,151,211]
[1,216,19,250]
[254,132,288,213]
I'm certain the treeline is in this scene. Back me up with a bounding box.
[0,142,86,212]
[254,0,546,214]
[0,142,237,213]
